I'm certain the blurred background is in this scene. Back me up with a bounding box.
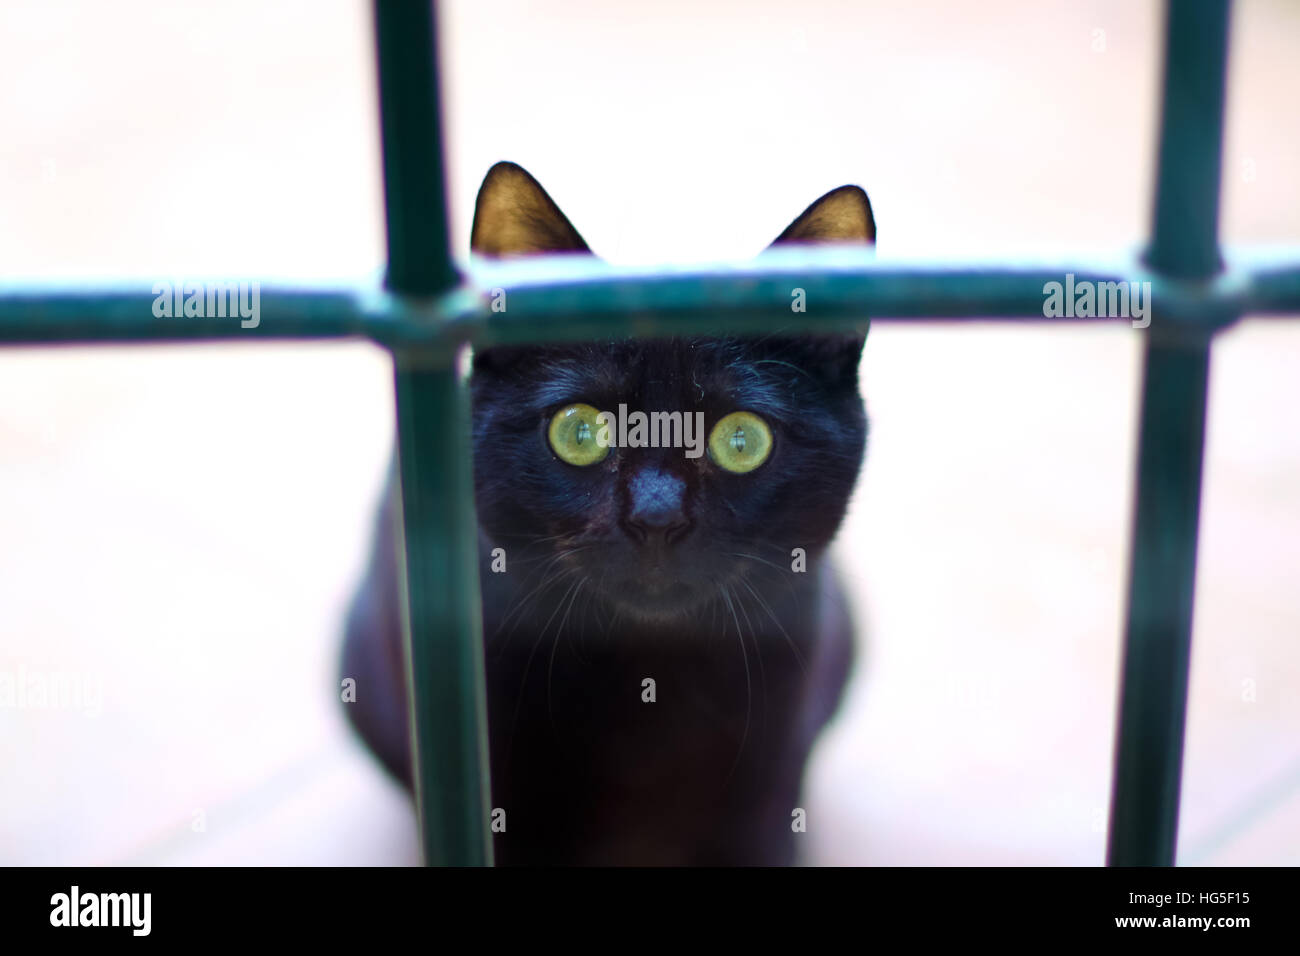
[1,0,1297,865]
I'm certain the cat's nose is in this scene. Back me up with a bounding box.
[623,467,692,545]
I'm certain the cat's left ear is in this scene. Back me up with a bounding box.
[764,185,875,382]
[769,185,875,247]
[470,161,593,258]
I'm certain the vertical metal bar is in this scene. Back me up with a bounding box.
[375,0,459,294]
[1145,0,1232,280]
[1108,338,1212,866]
[374,0,493,866]
[392,351,493,867]
[1107,0,1231,867]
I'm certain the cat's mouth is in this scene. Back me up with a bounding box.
[612,582,703,623]
[593,554,732,624]
[536,536,758,624]
[637,564,691,598]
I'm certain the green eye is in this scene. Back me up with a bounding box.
[548,403,610,466]
[708,411,772,473]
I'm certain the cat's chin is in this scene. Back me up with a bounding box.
[618,601,697,627]
[601,577,709,627]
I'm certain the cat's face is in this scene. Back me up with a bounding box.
[469,162,873,624]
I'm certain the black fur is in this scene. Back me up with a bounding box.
[342,166,872,865]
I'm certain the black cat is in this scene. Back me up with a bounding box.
[342,161,874,865]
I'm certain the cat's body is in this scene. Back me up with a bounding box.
[344,469,855,865]
[342,162,874,865]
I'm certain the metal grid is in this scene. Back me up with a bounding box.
[2,0,1297,867]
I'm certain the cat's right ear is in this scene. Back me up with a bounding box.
[470,161,592,258]
[769,185,876,247]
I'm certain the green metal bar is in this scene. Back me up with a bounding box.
[392,350,492,867]
[1107,0,1231,868]
[374,0,492,866]
[3,248,1299,347]
[467,253,1236,343]
[1145,0,1231,279]
[1110,338,1212,867]
[0,285,373,343]
[375,0,458,295]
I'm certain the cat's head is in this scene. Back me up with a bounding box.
[470,161,872,625]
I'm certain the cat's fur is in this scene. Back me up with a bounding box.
[342,161,874,865]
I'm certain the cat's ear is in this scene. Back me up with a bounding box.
[769,185,876,247]
[470,161,592,258]
[763,185,873,382]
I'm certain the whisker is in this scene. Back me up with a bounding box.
[733,581,769,738]
[490,546,590,653]
[504,573,582,772]
[727,548,801,603]
[738,576,808,675]
[718,583,752,785]
[548,577,587,731]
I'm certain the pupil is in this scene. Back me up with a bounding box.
[730,427,746,452]
[576,422,591,445]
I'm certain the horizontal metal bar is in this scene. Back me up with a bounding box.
[461,250,1286,343]
[1240,254,1300,314]
[0,285,377,343]
[1,248,1298,349]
